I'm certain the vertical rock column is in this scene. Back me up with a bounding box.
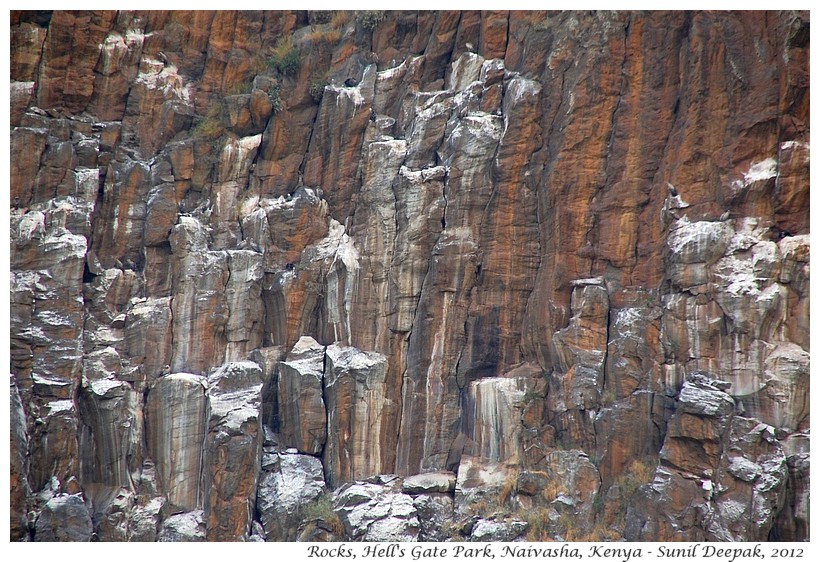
[78,375,140,500]
[463,376,528,463]
[204,361,264,541]
[547,279,610,450]
[323,344,389,488]
[10,375,31,540]
[145,373,208,511]
[168,217,230,373]
[11,198,92,494]
[277,336,327,455]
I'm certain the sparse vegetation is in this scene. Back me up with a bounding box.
[596,457,657,529]
[305,26,342,45]
[523,506,553,540]
[601,388,616,406]
[193,101,225,139]
[330,11,352,30]
[356,10,386,31]
[308,11,334,25]
[468,497,502,519]
[498,471,519,506]
[226,80,253,96]
[521,389,545,406]
[302,492,344,536]
[562,518,622,542]
[613,458,655,499]
[517,11,553,31]
[541,479,568,502]
[268,37,300,76]
[309,74,328,103]
[269,82,284,113]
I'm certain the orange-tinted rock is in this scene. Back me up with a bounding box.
[145,373,208,511]
[628,375,789,541]
[303,65,375,221]
[276,336,327,455]
[35,11,118,113]
[9,11,810,542]
[204,362,263,541]
[323,344,390,487]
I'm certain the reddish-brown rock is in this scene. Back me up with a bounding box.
[9,10,809,542]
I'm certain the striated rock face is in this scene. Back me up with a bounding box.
[323,344,391,487]
[145,373,208,512]
[204,361,263,541]
[10,376,31,541]
[276,336,327,455]
[10,10,809,541]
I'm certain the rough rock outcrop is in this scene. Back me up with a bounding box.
[256,450,326,541]
[334,478,421,542]
[276,336,327,455]
[10,10,809,541]
[323,344,390,487]
[204,361,263,541]
[34,494,93,542]
[626,375,789,541]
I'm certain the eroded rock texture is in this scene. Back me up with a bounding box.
[10,10,809,541]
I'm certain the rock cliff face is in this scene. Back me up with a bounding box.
[10,10,809,541]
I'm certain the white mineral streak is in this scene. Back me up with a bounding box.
[731,157,778,191]
[324,344,388,485]
[207,361,263,433]
[447,52,485,91]
[717,256,762,296]
[614,307,643,337]
[421,290,449,467]
[46,399,76,416]
[335,483,420,541]
[326,232,360,344]
[277,337,327,455]
[331,64,376,116]
[505,76,541,108]
[98,33,130,75]
[667,217,733,263]
[217,134,262,182]
[88,377,126,397]
[147,373,208,510]
[466,377,527,462]
[11,80,35,97]
[135,57,192,103]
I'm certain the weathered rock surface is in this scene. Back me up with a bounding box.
[145,373,208,512]
[323,344,390,487]
[157,511,206,542]
[334,479,421,542]
[204,361,263,541]
[34,494,93,542]
[276,336,327,455]
[10,376,31,541]
[402,472,456,495]
[10,10,809,541]
[626,376,790,541]
[256,450,326,541]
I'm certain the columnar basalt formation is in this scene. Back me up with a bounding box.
[10,10,809,541]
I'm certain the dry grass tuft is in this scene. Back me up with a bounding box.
[302,492,344,536]
[193,101,224,139]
